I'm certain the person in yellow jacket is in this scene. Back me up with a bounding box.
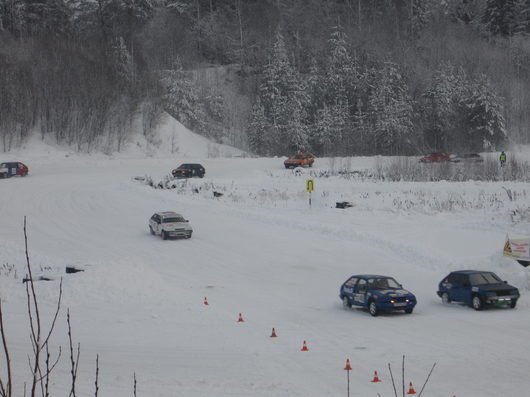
[499,151,507,167]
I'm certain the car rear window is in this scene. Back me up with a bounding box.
[163,217,185,223]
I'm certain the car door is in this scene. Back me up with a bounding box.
[450,274,472,303]
[353,279,368,307]
[342,277,358,304]
[152,215,161,234]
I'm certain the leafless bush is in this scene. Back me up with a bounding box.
[0,264,17,280]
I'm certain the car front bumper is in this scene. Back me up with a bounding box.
[165,229,192,238]
[484,295,519,305]
[376,300,416,311]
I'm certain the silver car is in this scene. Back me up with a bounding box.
[149,211,193,240]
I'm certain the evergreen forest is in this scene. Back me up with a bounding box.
[1,0,529,155]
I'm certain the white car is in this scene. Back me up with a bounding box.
[149,211,193,240]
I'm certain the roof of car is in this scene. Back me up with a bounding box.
[178,163,203,167]
[350,274,392,279]
[157,211,183,217]
[449,270,494,275]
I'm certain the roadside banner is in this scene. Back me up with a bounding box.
[503,235,530,267]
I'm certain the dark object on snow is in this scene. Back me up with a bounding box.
[437,270,519,310]
[0,161,29,178]
[517,260,530,268]
[23,276,52,283]
[336,201,353,209]
[172,163,205,178]
[339,274,417,316]
[213,191,223,198]
[193,188,199,194]
[66,266,85,274]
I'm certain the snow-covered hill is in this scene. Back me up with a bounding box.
[1,132,530,396]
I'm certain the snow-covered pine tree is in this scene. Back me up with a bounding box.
[304,56,324,125]
[368,62,415,155]
[312,102,349,156]
[324,25,355,107]
[257,27,305,154]
[286,101,308,154]
[248,98,270,155]
[423,61,468,151]
[162,57,206,133]
[111,36,135,85]
[463,74,507,150]
[313,105,333,156]
[513,0,530,35]
[482,0,519,36]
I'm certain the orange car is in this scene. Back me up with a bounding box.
[284,152,315,169]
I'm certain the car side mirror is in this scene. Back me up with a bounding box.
[185,220,189,222]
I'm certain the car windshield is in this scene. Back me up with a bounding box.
[469,273,502,286]
[163,217,185,223]
[368,278,401,289]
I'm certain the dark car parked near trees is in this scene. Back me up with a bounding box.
[450,153,484,163]
[437,270,519,310]
[171,163,205,178]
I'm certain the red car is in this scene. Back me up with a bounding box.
[0,162,29,178]
[419,152,450,163]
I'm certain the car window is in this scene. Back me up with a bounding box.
[368,278,401,289]
[451,274,469,285]
[358,279,367,291]
[469,273,501,286]
[345,277,358,287]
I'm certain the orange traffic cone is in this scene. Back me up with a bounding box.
[237,313,245,322]
[270,328,278,337]
[344,359,352,371]
[371,371,382,383]
[203,297,209,305]
[301,340,309,351]
[407,382,416,395]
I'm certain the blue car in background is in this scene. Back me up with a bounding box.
[339,274,417,317]
[437,270,519,310]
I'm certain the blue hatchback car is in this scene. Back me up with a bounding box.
[339,274,417,317]
[437,270,519,310]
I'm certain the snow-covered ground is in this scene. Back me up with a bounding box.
[1,125,530,397]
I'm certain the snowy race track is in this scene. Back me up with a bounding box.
[1,154,530,397]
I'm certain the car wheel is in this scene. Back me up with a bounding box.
[368,301,378,317]
[404,307,413,314]
[441,292,451,304]
[510,299,517,309]
[149,226,155,235]
[342,296,352,309]
[161,231,167,240]
[472,295,483,311]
